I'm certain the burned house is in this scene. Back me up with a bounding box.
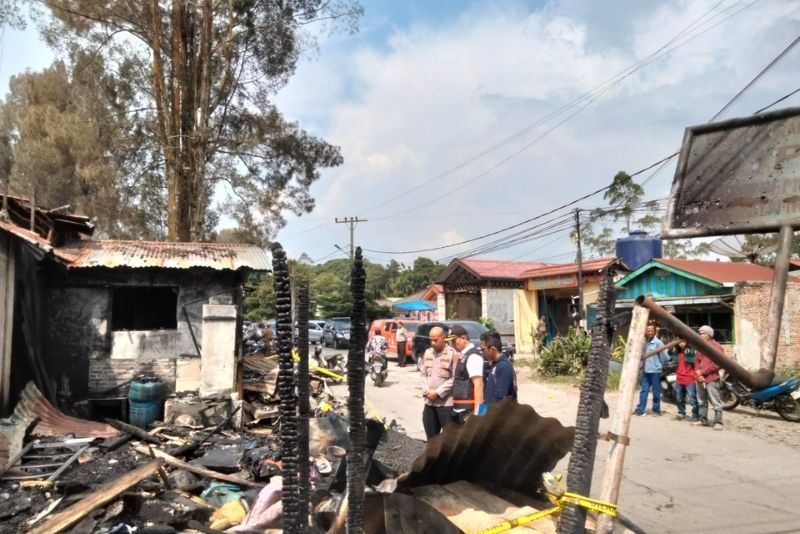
[0,197,269,415]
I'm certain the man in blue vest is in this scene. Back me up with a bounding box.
[634,324,669,416]
[482,331,517,404]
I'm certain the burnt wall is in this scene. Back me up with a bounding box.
[41,265,241,399]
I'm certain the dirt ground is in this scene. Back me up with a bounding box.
[329,348,800,534]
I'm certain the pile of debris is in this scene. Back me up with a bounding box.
[0,372,423,534]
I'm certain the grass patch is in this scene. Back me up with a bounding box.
[606,370,622,391]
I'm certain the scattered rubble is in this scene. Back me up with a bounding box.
[1,350,576,534]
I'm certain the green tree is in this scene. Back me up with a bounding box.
[1,53,165,239]
[243,272,275,322]
[580,171,708,259]
[4,0,361,242]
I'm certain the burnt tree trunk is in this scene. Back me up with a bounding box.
[272,244,299,532]
[296,280,311,529]
[346,247,367,533]
[559,267,617,534]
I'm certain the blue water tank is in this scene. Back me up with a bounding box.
[615,230,662,271]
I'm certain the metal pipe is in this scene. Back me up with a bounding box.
[762,225,793,371]
[636,296,773,389]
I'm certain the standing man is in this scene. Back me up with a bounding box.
[693,325,724,431]
[262,320,274,355]
[535,315,548,354]
[482,331,517,405]
[634,324,669,416]
[396,321,408,367]
[420,326,457,439]
[670,339,699,421]
[450,325,485,422]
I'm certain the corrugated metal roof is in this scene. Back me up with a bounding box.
[656,258,776,284]
[14,382,118,439]
[459,258,552,280]
[56,240,270,271]
[521,257,619,279]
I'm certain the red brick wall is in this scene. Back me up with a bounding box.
[734,281,800,369]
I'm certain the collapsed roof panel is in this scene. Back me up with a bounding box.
[55,240,271,271]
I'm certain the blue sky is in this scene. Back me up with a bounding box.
[3,1,800,266]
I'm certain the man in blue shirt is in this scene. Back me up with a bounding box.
[634,324,669,416]
[481,332,517,404]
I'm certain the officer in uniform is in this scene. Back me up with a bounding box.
[420,325,457,439]
[450,325,485,423]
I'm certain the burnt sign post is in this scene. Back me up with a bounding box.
[663,106,800,372]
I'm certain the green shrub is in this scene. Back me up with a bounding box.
[537,327,592,377]
[478,316,496,330]
[610,335,627,362]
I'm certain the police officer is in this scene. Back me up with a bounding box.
[482,331,517,404]
[450,325,485,422]
[420,325,457,439]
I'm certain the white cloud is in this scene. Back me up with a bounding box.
[275,0,800,265]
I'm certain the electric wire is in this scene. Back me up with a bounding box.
[360,0,751,217]
[367,0,762,220]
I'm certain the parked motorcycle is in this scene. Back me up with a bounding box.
[312,343,345,383]
[720,372,800,422]
[660,360,678,403]
[368,349,388,387]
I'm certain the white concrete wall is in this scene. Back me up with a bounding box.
[485,288,516,338]
[200,304,238,396]
[436,293,446,321]
[110,329,197,360]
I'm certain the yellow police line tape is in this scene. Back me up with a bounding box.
[472,491,617,534]
[262,352,388,428]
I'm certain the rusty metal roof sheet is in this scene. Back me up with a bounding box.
[13,382,118,439]
[521,257,621,279]
[55,240,270,271]
[656,258,776,284]
[400,398,574,496]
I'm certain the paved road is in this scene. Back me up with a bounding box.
[326,348,800,533]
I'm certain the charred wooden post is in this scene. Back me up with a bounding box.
[296,279,311,529]
[559,267,616,534]
[272,243,299,532]
[346,247,367,533]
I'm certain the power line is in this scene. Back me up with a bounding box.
[362,184,612,255]
[752,87,800,114]
[366,0,760,219]
[710,33,800,122]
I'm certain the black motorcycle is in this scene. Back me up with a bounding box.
[660,360,678,403]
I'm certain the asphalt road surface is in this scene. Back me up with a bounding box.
[325,348,800,533]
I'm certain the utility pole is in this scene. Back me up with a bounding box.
[574,208,584,328]
[335,216,367,265]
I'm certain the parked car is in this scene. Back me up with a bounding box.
[367,319,422,360]
[412,320,514,362]
[323,317,352,348]
[295,319,325,343]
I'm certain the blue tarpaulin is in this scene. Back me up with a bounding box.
[392,300,436,311]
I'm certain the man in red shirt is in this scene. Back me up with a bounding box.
[670,339,699,422]
[692,325,724,431]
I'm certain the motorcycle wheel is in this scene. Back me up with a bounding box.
[374,371,383,387]
[774,394,800,422]
[720,382,740,411]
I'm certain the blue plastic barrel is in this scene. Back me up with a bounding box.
[128,399,163,427]
[129,378,167,402]
[615,230,662,271]
[128,378,166,427]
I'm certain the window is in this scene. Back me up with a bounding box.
[111,286,178,331]
[674,308,734,343]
